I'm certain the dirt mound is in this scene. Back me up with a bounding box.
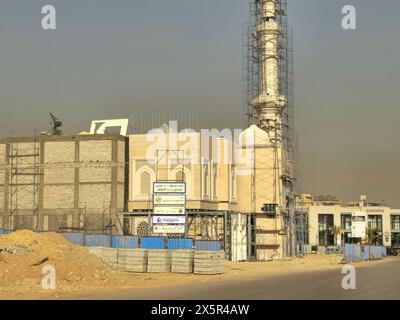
[0,230,135,294]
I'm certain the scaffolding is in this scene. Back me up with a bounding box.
[1,136,125,234]
[7,138,42,231]
[244,0,297,258]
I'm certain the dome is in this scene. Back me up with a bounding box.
[239,125,270,147]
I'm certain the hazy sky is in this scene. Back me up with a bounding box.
[1,1,400,206]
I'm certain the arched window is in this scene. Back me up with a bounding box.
[140,172,151,195]
[174,169,190,198]
[176,170,186,182]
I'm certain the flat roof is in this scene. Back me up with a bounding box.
[0,134,126,143]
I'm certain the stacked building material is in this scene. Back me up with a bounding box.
[170,250,194,274]
[194,251,225,275]
[118,249,148,272]
[87,246,103,257]
[87,247,118,269]
[147,249,171,273]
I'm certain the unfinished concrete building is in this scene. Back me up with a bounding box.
[0,134,126,233]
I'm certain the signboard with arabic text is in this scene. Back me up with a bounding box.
[153,182,186,194]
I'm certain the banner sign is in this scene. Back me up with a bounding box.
[153,182,186,194]
[153,194,186,205]
[152,216,186,224]
[153,206,185,215]
[153,225,186,234]
[351,212,366,238]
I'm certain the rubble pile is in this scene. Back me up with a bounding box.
[0,230,136,293]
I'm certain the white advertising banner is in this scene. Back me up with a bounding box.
[153,194,186,205]
[153,225,186,234]
[153,182,186,194]
[152,216,186,224]
[153,206,186,215]
[351,212,366,238]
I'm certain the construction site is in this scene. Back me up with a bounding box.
[1,1,399,302]
[0,0,302,263]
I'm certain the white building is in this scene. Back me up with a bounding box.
[297,195,400,247]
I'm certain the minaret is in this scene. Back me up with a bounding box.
[250,0,287,142]
[246,0,296,259]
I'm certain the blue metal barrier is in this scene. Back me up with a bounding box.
[112,236,139,249]
[362,246,370,260]
[167,238,193,250]
[140,237,166,249]
[195,240,221,251]
[60,232,85,245]
[85,234,111,247]
[345,244,362,261]
[357,245,388,261]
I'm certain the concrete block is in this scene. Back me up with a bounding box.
[147,250,171,273]
[171,250,194,274]
[117,249,148,273]
[194,250,225,275]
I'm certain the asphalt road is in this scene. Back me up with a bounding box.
[78,257,400,300]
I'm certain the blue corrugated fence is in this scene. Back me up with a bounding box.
[346,244,387,261]
[168,238,193,250]
[85,234,111,247]
[112,236,139,248]
[195,240,221,251]
[140,237,166,249]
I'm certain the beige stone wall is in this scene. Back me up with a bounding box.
[0,135,125,231]
[43,185,74,209]
[80,167,112,183]
[257,216,282,230]
[13,186,35,209]
[44,141,75,163]
[79,184,111,209]
[234,174,252,213]
[256,233,280,245]
[80,140,112,162]
[44,168,75,184]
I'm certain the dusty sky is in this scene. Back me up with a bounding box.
[0,0,399,206]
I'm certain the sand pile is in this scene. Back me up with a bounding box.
[0,230,135,294]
